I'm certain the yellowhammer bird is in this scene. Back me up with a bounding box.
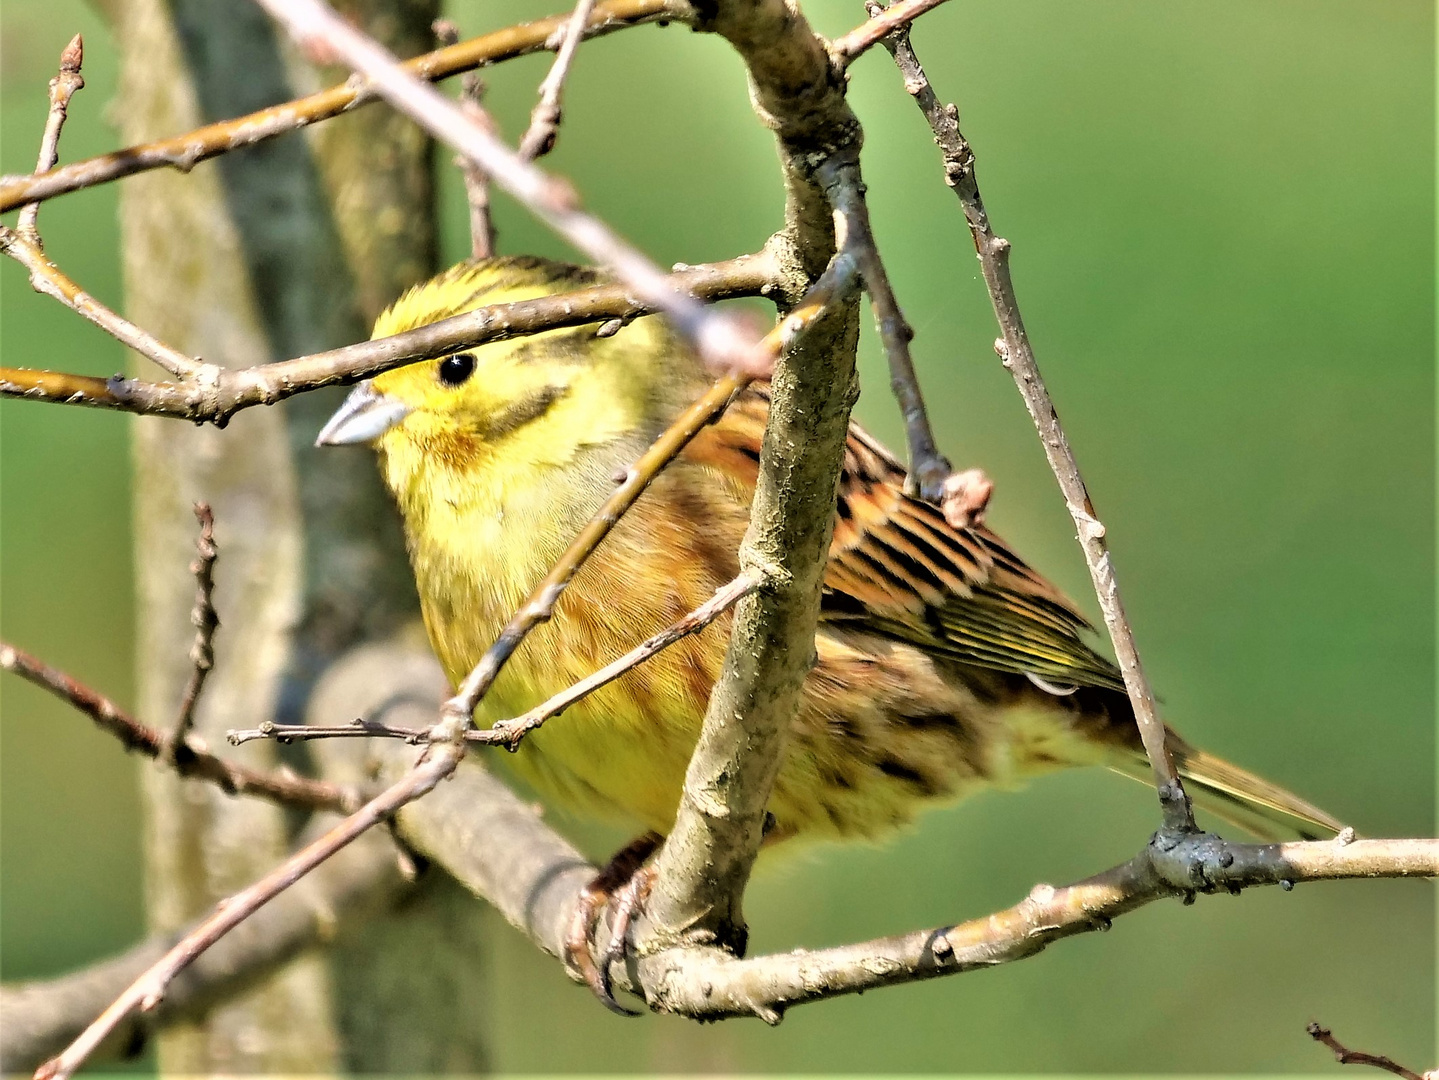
[318,255,1341,1008]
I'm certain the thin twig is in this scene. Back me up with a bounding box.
[33,742,464,1080]
[869,6,1194,832]
[1307,1023,1428,1080]
[433,18,498,259]
[822,161,951,501]
[228,717,432,747]
[229,573,758,749]
[0,253,775,421]
[490,572,758,745]
[828,0,950,64]
[0,224,208,380]
[0,642,354,814]
[168,503,219,746]
[434,259,856,739]
[17,33,84,243]
[517,0,598,160]
[0,0,688,215]
[255,0,767,380]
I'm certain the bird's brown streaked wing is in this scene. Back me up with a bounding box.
[684,385,1126,692]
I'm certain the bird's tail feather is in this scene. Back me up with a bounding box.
[1109,729,1345,842]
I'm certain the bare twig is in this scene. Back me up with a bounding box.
[1307,1023,1428,1080]
[228,717,432,747]
[869,6,1194,832]
[0,0,689,215]
[828,0,950,64]
[0,642,354,814]
[823,161,951,500]
[0,225,208,380]
[433,18,498,259]
[17,34,84,243]
[256,0,767,380]
[168,503,220,746]
[33,743,464,1080]
[488,572,759,743]
[0,252,776,421]
[517,0,598,160]
[229,572,758,749]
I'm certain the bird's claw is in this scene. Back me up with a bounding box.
[564,832,661,1016]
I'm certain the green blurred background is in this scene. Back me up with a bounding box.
[1,0,1433,1073]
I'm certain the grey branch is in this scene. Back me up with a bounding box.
[867,4,1193,832]
[643,242,862,957]
[328,642,1439,1023]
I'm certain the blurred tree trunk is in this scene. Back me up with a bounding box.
[117,0,487,1070]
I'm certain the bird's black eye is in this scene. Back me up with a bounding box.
[438,353,476,387]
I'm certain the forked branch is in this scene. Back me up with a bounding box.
[0,643,353,814]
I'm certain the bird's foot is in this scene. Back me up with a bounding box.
[564,831,662,1016]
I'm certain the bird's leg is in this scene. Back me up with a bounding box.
[565,830,662,1015]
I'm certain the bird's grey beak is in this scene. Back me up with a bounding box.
[315,381,411,447]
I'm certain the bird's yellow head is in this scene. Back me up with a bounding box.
[317,256,701,517]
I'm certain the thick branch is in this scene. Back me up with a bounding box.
[641,242,862,957]
[330,639,1438,1025]
[0,253,775,421]
[871,9,1193,831]
[696,0,862,286]
[0,642,353,814]
[0,0,690,215]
